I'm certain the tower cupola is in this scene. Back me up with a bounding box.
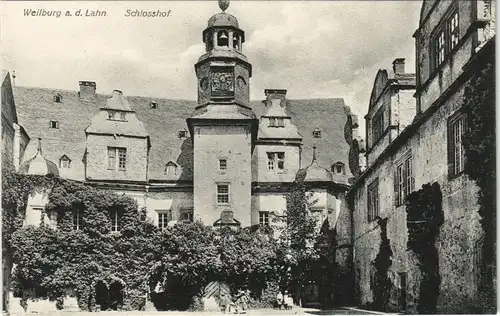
[194,0,252,108]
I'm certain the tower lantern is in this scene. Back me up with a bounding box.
[195,0,251,107]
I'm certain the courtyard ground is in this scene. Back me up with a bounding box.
[8,307,388,316]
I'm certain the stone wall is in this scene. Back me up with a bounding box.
[193,124,253,227]
[252,144,300,183]
[350,81,484,312]
[85,134,149,182]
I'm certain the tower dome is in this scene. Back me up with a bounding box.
[296,146,333,182]
[207,12,239,28]
[18,138,59,176]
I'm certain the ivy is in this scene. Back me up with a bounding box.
[7,175,281,311]
[372,217,392,312]
[462,39,495,290]
[6,173,337,311]
[406,182,443,314]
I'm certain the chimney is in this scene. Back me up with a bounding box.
[392,58,405,75]
[79,81,96,101]
[264,89,287,106]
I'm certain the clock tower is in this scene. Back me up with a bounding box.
[187,0,258,227]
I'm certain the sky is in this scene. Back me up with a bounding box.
[1,1,422,133]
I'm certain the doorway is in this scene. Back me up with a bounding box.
[398,272,407,312]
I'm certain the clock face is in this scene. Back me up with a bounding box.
[237,76,246,90]
[200,77,209,91]
[211,72,234,92]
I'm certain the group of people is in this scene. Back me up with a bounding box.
[276,291,293,310]
[218,289,294,314]
[219,290,249,314]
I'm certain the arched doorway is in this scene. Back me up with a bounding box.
[109,281,124,310]
[95,281,109,311]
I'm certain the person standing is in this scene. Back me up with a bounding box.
[220,293,230,314]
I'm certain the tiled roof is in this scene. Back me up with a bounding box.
[252,98,352,176]
[13,86,352,182]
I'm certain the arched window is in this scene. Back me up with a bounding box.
[233,35,239,50]
[165,161,178,175]
[218,31,229,47]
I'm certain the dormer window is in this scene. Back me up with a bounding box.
[332,162,345,175]
[218,31,229,47]
[165,161,178,175]
[269,117,285,128]
[53,94,62,103]
[59,155,71,168]
[107,111,126,121]
[150,101,158,109]
[178,129,188,139]
[49,121,59,129]
[313,128,321,138]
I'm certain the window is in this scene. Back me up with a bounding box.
[311,209,324,228]
[449,11,459,51]
[219,159,227,171]
[53,94,62,103]
[333,162,345,174]
[59,155,71,168]
[46,210,57,229]
[269,117,285,127]
[49,121,59,129]
[259,211,270,226]
[110,210,122,232]
[432,8,459,70]
[107,147,126,171]
[165,162,177,175]
[313,128,321,138]
[474,237,494,289]
[150,101,158,109]
[434,31,446,68]
[367,179,379,222]
[394,154,414,206]
[107,111,126,121]
[372,109,384,143]
[157,210,172,229]
[72,209,81,230]
[448,112,466,176]
[180,209,194,222]
[267,152,285,171]
[217,184,230,204]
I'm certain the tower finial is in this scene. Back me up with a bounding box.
[219,0,230,12]
[312,145,317,163]
[37,137,43,155]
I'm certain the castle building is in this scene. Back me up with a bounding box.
[347,0,495,312]
[11,2,353,237]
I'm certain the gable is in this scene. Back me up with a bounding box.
[368,70,389,111]
[419,0,438,25]
[14,86,352,181]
